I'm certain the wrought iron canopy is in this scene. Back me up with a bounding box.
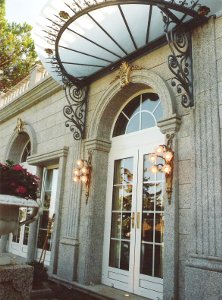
[34,0,221,86]
[33,0,222,140]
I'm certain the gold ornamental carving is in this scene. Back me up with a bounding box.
[14,118,26,134]
[111,61,144,88]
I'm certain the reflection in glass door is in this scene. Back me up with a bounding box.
[36,167,58,265]
[134,150,164,299]
[109,157,133,272]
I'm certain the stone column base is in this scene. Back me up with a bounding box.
[185,255,222,300]
[0,264,33,300]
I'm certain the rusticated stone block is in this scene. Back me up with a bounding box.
[0,264,33,300]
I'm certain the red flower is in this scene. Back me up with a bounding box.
[12,164,24,171]
[0,161,39,200]
[16,186,27,194]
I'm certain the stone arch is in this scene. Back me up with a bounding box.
[4,122,37,162]
[88,69,176,141]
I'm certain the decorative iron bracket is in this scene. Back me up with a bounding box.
[63,78,88,140]
[163,14,193,108]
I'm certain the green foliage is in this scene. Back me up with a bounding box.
[0,161,40,200]
[0,0,37,92]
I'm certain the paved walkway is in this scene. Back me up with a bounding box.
[30,280,149,300]
[31,280,110,300]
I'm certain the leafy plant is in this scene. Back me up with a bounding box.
[0,160,40,200]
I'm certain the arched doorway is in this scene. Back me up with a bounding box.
[102,91,165,299]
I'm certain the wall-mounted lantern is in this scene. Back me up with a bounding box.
[73,152,92,204]
[149,134,174,203]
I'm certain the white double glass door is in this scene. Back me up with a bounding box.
[102,128,164,300]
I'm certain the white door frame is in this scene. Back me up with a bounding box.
[102,127,164,299]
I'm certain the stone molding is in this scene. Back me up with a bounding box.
[186,255,222,272]
[88,68,176,140]
[27,147,69,166]
[4,122,37,161]
[0,77,62,124]
[157,114,182,134]
[84,139,111,153]
[60,237,80,246]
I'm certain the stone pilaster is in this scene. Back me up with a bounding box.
[158,115,181,300]
[185,18,222,300]
[192,18,222,258]
[77,139,111,284]
[56,142,82,281]
[26,166,43,263]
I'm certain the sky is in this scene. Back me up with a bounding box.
[6,0,47,26]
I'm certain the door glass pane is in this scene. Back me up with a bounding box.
[111,213,121,238]
[23,226,29,245]
[109,240,120,268]
[156,182,164,211]
[37,168,58,252]
[113,158,133,185]
[155,213,164,243]
[154,244,164,278]
[112,185,132,211]
[123,185,132,211]
[141,112,155,130]
[12,208,26,243]
[143,183,156,211]
[120,241,130,270]
[140,153,164,278]
[142,213,153,242]
[109,157,133,271]
[23,208,32,245]
[109,240,130,271]
[126,114,140,134]
[140,243,153,276]
[122,213,131,239]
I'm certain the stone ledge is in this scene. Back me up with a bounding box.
[186,255,222,272]
[0,264,33,300]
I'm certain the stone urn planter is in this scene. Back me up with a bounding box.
[0,195,40,265]
[0,194,40,236]
[0,161,41,265]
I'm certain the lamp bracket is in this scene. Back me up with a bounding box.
[63,78,88,140]
[163,14,193,108]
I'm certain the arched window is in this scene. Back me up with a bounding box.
[113,92,163,137]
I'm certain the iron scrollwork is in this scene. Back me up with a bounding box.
[163,14,193,108]
[63,79,88,140]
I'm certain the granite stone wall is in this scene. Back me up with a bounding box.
[0,13,221,300]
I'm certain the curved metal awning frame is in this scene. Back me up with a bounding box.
[43,0,211,140]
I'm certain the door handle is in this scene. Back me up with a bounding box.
[137,212,140,229]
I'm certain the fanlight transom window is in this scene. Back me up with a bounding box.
[113,93,163,137]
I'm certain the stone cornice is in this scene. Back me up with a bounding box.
[84,138,111,153]
[27,146,69,166]
[157,114,181,134]
[0,77,63,124]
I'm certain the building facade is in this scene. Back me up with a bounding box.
[0,4,222,300]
